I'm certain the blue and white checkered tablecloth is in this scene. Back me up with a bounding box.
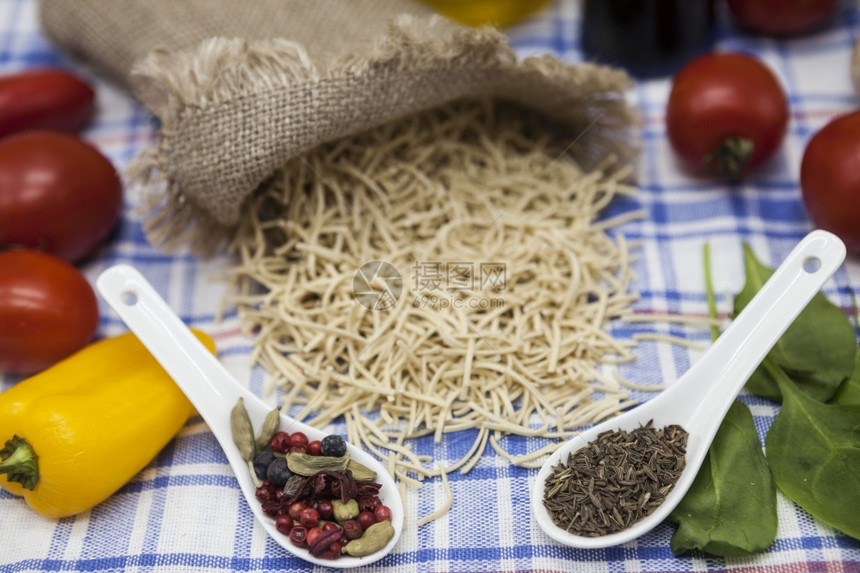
[2,0,859,571]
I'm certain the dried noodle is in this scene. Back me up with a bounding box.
[225,99,646,497]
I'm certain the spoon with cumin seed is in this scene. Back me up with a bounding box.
[96,264,403,568]
[531,230,846,549]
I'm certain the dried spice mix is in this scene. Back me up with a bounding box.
[230,399,394,561]
[543,421,688,537]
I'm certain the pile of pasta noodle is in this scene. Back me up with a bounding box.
[226,100,647,512]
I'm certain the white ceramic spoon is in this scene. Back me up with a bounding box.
[97,264,403,568]
[531,229,846,549]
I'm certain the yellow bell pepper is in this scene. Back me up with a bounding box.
[0,329,215,518]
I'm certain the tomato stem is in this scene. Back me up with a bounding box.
[704,136,754,179]
[0,435,38,490]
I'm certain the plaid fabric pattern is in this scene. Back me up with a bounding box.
[2,0,859,571]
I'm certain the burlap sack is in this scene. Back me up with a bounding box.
[38,0,638,253]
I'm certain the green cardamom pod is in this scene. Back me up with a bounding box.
[332,498,360,522]
[287,452,349,476]
[255,406,281,453]
[343,521,395,556]
[230,397,256,462]
[347,459,377,482]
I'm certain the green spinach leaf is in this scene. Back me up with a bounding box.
[747,366,848,404]
[831,346,860,407]
[735,244,855,403]
[670,400,777,556]
[765,359,860,540]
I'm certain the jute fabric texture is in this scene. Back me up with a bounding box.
[39,0,637,251]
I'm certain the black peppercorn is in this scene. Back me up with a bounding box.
[266,456,292,487]
[320,434,347,458]
[253,449,276,480]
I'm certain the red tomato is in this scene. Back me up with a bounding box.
[800,110,860,253]
[0,131,123,263]
[666,52,789,180]
[726,0,838,37]
[0,250,99,375]
[0,68,95,138]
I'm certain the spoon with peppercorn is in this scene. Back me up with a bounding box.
[97,264,403,568]
[531,230,846,549]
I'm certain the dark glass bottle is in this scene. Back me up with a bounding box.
[581,0,716,79]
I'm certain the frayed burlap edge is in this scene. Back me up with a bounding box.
[127,14,639,256]
[127,36,322,254]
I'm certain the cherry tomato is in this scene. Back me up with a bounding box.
[726,0,838,37]
[800,110,860,253]
[666,52,789,180]
[0,131,122,262]
[0,68,95,138]
[0,250,99,374]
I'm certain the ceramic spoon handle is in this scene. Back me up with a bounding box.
[97,264,405,568]
[96,264,255,445]
[669,229,846,432]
